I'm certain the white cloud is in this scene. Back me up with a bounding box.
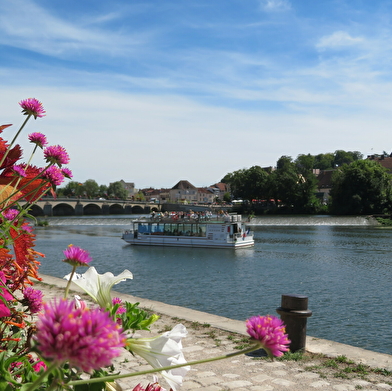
[316,31,364,50]
[0,0,150,58]
[260,0,291,12]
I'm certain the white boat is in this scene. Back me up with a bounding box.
[121,213,254,249]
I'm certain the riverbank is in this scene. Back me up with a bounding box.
[36,274,392,391]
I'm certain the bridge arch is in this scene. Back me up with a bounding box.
[26,204,44,217]
[53,203,75,216]
[109,204,125,214]
[131,205,145,214]
[84,203,102,215]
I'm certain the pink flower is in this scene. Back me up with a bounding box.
[2,209,19,221]
[30,359,47,372]
[246,315,290,358]
[19,98,46,119]
[34,299,126,372]
[44,145,70,166]
[0,271,13,317]
[23,287,44,314]
[28,132,48,148]
[12,165,26,177]
[112,297,126,314]
[33,361,47,372]
[63,245,92,267]
[41,165,65,186]
[132,382,165,391]
[61,167,73,179]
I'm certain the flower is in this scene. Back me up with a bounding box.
[34,298,126,372]
[128,324,190,391]
[0,271,13,317]
[63,266,133,309]
[28,132,48,148]
[41,165,65,186]
[23,287,43,314]
[246,315,290,358]
[112,297,126,314]
[132,380,165,391]
[61,167,73,179]
[30,358,47,372]
[12,165,26,177]
[44,145,70,166]
[19,98,46,119]
[62,245,92,267]
[2,208,19,221]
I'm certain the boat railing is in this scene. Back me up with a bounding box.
[149,214,242,223]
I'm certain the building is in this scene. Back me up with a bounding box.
[169,180,198,203]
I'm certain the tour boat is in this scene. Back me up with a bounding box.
[121,213,254,249]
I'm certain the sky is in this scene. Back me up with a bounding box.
[1,0,392,190]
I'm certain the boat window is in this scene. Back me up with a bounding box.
[196,224,206,237]
[183,223,193,236]
[138,223,150,233]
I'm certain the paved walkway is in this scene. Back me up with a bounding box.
[37,275,392,391]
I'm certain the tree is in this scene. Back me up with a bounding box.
[107,181,128,199]
[329,160,392,215]
[269,156,319,213]
[242,166,269,202]
[314,153,334,170]
[84,179,99,198]
[334,150,362,167]
[59,181,84,197]
[98,185,108,198]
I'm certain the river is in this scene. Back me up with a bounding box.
[32,215,392,355]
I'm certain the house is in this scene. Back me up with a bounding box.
[209,182,230,201]
[316,170,333,203]
[196,187,215,204]
[367,155,392,174]
[169,180,198,203]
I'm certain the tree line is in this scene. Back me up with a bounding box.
[221,151,392,215]
[57,180,131,200]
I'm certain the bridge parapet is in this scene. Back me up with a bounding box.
[28,198,161,217]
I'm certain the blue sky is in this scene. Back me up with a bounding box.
[1,0,392,189]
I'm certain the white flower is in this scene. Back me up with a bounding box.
[63,266,133,309]
[128,324,190,391]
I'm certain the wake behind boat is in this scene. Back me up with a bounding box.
[121,212,254,249]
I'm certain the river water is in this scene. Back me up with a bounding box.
[32,215,392,355]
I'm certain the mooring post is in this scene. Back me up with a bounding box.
[276,294,312,352]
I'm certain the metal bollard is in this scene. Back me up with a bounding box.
[276,294,312,352]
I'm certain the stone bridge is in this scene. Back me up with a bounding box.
[28,198,162,216]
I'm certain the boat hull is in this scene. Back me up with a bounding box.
[122,233,254,249]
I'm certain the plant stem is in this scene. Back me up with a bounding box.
[64,266,76,298]
[68,343,262,386]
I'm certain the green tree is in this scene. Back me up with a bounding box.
[314,153,334,170]
[98,185,108,198]
[333,150,362,167]
[269,156,319,213]
[60,181,84,197]
[107,181,128,199]
[329,160,392,215]
[295,154,315,172]
[221,169,247,200]
[242,166,269,202]
[84,179,99,198]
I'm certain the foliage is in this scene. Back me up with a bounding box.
[107,181,128,199]
[329,160,392,215]
[222,157,320,213]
